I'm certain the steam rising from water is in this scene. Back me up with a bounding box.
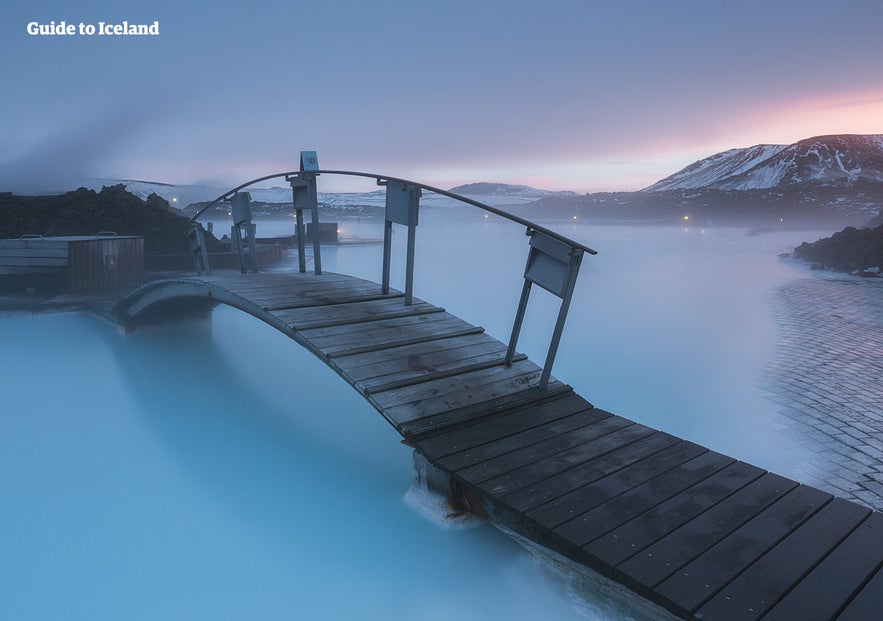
[0,220,829,619]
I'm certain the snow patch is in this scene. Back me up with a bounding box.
[644,134,883,191]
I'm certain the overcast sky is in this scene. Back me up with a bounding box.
[2,0,882,193]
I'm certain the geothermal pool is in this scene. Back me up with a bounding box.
[0,218,831,619]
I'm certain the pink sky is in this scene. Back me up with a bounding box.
[2,1,881,194]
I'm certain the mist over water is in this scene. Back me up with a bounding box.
[1,217,832,619]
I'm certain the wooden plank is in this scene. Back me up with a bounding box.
[554,450,734,548]
[317,322,485,359]
[218,275,354,292]
[583,461,765,569]
[836,563,883,621]
[0,239,70,249]
[349,339,511,385]
[272,298,443,330]
[214,272,355,290]
[369,359,542,410]
[268,291,405,311]
[416,392,595,461]
[302,314,474,348]
[0,248,70,258]
[455,416,634,486]
[651,485,833,617]
[525,441,709,531]
[479,423,658,498]
[0,256,69,267]
[289,303,444,331]
[212,283,324,302]
[380,365,561,426]
[616,472,798,594]
[436,407,613,473]
[500,431,681,513]
[255,280,396,302]
[361,354,527,395]
[763,511,883,621]
[332,332,504,372]
[207,274,408,309]
[263,288,399,309]
[401,381,573,440]
[234,283,401,309]
[695,497,870,621]
[298,311,468,339]
[230,284,350,301]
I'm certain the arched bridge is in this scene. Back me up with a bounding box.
[114,157,883,621]
[115,270,566,439]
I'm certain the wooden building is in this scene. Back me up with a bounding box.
[0,235,144,292]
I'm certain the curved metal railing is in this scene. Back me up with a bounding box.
[189,169,597,256]
[186,160,597,388]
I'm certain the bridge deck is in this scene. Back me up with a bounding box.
[115,271,883,621]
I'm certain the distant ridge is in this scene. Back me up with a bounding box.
[447,182,577,205]
[645,134,883,191]
[519,134,883,227]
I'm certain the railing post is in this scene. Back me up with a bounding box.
[506,228,585,389]
[230,192,257,273]
[405,220,417,305]
[188,222,211,276]
[381,180,420,305]
[381,219,393,294]
[540,249,583,387]
[505,279,532,365]
[306,173,321,275]
[289,178,309,273]
[288,151,322,275]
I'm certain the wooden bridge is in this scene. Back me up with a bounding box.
[114,156,882,620]
[114,270,883,621]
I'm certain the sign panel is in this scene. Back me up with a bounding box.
[230,192,252,225]
[524,231,576,298]
[300,151,319,172]
[384,181,420,226]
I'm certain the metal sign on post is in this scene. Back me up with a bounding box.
[506,229,584,388]
[287,151,322,275]
[300,151,319,172]
[230,192,257,273]
[381,180,421,305]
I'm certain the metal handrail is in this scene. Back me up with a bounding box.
[188,169,597,256]
[188,165,597,388]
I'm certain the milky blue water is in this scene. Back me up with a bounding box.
[0,216,832,620]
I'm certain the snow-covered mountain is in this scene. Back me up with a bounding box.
[645,134,883,191]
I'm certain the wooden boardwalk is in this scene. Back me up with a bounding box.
[115,271,883,621]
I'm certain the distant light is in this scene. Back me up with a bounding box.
[484,214,489,219]
[336,228,341,234]
[172,197,178,203]
[779,217,784,222]
[572,215,578,220]
[683,215,690,221]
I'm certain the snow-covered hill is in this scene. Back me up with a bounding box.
[447,182,576,205]
[645,134,883,191]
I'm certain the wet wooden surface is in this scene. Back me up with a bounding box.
[115,271,883,621]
